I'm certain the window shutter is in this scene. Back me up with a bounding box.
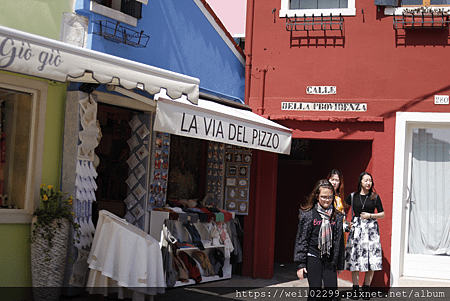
[374,0,398,6]
[121,0,142,19]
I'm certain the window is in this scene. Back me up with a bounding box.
[0,74,47,224]
[280,0,356,17]
[385,0,450,15]
[0,88,32,210]
[98,0,142,19]
[290,0,349,9]
[402,0,450,5]
[91,0,142,27]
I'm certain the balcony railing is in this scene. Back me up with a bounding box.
[92,20,150,47]
[393,12,450,29]
[286,14,344,31]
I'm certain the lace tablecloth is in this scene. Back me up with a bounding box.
[86,210,165,301]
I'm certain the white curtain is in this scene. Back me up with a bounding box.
[408,128,450,255]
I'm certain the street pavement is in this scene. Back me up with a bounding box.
[59,262,355,300]
[59,263,438,301]
[152,262,355,301]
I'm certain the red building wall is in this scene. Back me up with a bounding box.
[244,0,450,286]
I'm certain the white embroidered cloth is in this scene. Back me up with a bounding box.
[86,210,165,300]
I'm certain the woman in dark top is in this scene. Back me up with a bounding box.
[344,172,385,300]
[295,180,345,301]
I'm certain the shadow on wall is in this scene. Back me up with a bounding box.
[289,30,345,48]
[372,252,391,287]
[395,28,450,47]
[274,139,373,263]
[380,84,450,119]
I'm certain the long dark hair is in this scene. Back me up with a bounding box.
[358,172,377,201]
[327,169,345,201]
[301,180,339,217]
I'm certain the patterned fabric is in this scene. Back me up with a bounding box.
[344,217,383,272]
[315,203,333,257]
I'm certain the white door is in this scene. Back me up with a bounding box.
[403,126,450,279]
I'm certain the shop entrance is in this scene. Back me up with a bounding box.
[274,139,373,263]
[93,103,142,224]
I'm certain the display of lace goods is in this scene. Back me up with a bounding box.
[70,94,100,286]
[224,146,252,215]
[78,95,100,161]
[87,210,165,300]
[75,153,98,250]
[205,142,225,208]
[72,182,96,286]
[124,115,152,229]
[216,222,234,258]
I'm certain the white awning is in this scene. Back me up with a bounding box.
[136,0,148,4]
[0,25,199,103]
[154,97,292,155]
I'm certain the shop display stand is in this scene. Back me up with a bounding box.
[148,210,232,287]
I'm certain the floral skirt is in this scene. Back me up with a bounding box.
[344,217,383,272]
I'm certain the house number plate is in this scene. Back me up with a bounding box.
[434,95,449,105]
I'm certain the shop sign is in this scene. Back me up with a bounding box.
[306,86,336,94]
[154,98,292,155]
[0,35,63,74]
[0,27,200,103]
[281,102,367,112]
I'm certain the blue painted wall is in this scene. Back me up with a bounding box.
[75,0,245,102]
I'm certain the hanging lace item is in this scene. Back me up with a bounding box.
[78,94,100,161]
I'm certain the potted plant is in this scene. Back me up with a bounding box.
[30,184,79,301]
[401,6,450,28]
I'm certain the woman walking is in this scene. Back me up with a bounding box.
[295,179,345,301]
[327,169,350,234]
[344,172,385,300]
[327,169,345,211]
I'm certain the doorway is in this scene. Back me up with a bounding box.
[274,139,373,263]
[92,103,141,224]
[402,127,450,279]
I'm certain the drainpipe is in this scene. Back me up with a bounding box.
[244,0,255,105]
[245,0,260,279]
[256,67,268,116]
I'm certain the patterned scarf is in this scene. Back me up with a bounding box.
[316,203,333,257]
